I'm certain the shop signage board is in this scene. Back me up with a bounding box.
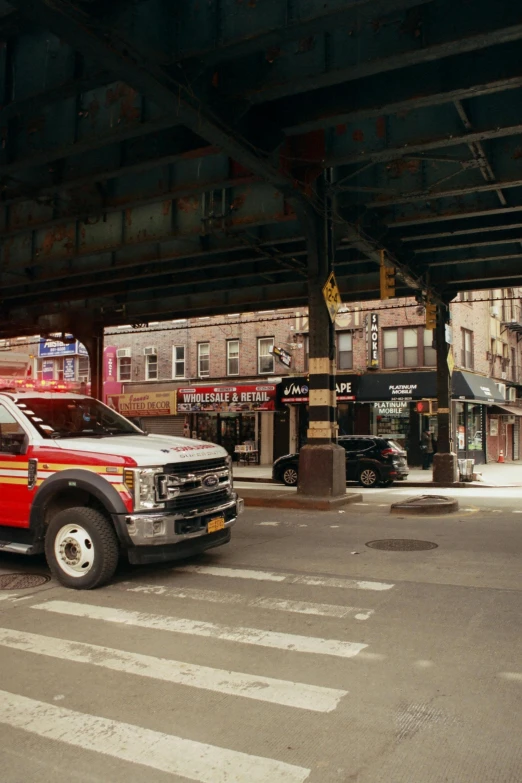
[38,334,88,357]
[322,272,342,323]
[177,384,277,412]
[110,391,177,417]
[270,346,292,368]
[63,357,75,381]
[280,376,358,403]
[366,313,379,368]
[375,400,409,417]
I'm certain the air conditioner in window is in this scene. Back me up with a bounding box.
[116,348,131,358]
[501,371,507,379]
[144,346,157,356]
[496,382,506,399]
[508,387,517,402]
[490,306,500,318]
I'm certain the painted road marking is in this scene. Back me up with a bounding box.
[0,690,310,783]
[257,522,281,527]
[498,672,522,682]
[122,582,374,620]
[0,628,346,712]
[34,601,368,660]
[177,565,394,591]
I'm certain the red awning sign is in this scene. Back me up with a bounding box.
[177,384,276,412]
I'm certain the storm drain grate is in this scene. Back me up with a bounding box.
[366,539,438,551]
[0,573,50,590]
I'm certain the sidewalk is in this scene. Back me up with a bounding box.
[233,461,522,487]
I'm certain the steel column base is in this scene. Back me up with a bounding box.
[432,452,458,484]
[297,443,346,497]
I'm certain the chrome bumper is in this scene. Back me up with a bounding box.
[125,494,244,547]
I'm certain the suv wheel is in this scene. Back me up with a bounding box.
[45,507,119,590]
[282,466,298,486]
[358,467,379,487]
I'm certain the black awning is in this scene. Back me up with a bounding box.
[357,372,436,401]
[452,371,505,403]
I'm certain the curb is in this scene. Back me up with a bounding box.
[234,477,519,489]
[240,489,363,510]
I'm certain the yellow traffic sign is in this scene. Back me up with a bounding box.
[447,347,455,375]
[322,272,342,323]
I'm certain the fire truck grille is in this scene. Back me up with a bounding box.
[168,488,231,512]
[163,458,228,477]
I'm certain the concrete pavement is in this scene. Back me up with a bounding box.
[0,486,521,782]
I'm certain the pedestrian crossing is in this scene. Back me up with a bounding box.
[0,564,395,782]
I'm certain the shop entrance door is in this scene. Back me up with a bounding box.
[273,410,290,460]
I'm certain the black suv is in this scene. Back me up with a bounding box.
[273,436,409,487]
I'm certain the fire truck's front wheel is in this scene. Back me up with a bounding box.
[45,507,119,589]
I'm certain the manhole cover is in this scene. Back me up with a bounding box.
[0,573,50,590]
[366,539,438,551]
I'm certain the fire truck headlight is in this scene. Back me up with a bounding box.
[124,467,165,511]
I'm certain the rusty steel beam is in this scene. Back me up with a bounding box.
[386,204,522,228]
[365,178,522,209]
[175,0,433,65]
[326,123,522,168]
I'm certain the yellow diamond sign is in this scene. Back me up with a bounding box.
[447,348,455,376]
[322,272,342,323]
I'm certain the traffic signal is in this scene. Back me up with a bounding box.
[425,302,437,330]
[416,400,432,415]
[379,250,396,300]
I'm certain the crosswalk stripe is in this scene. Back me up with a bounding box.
[0,628,347,712]
[123,583,374,620]
[177,565,394,591]
[0,690,311,783]
[34,601,368,659]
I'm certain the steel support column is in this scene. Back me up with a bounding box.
[433,303,458,484]
[297,177,345,497]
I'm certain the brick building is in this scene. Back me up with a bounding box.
[5,289,522,466]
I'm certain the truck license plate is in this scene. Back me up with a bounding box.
[207,516,225,534]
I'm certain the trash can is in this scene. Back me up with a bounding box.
[458,458,475,482]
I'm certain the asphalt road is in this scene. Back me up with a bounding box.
[0,486,521,782]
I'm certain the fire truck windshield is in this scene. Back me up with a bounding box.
[14,397,144,439]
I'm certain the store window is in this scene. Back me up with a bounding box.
[467,404,483,452]
[383,329,399,368]
[423,330,436,366]
[117,355,132,382]
[227,340,239,376]
[78,355,90,382]
[198,343,210,377]
[403,328,418,367]
[258,337,274,374]
[145,353,158,380]
[461,328,473,369]
[172,346,185,379]
[337,332,353,370]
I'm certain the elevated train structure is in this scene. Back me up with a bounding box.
[1,0,522,487]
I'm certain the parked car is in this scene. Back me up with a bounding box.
[272,435,409,488]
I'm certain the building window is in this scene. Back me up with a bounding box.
[383,329,398,368]
[227,340,239,376]
[423,329,436,367]
[198,342,210,377]
[512,348,517,382]
[461,328,473,369]
[337,332,353,370]
[403,328,418,367]
[145,353,158,381]
[258,337,274,374]
[118,356,132,382]
[173,346,185,379]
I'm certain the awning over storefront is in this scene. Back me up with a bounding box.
[357,372,436,401]
[452,371,505,403]
[280,375,358,403]
[489,404,522,416]
[177,383,277,412]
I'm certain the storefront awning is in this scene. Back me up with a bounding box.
[489,404,522,416]
[357,372,436,401]
[177,383,277,412]
[452,371,505,403]
[279,375,358,403]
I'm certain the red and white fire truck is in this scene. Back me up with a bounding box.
[0,354,243,589]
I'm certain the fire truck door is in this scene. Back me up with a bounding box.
[0,402,32,528]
